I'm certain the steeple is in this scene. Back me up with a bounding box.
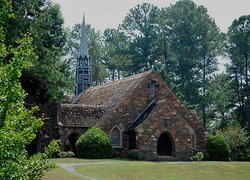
[75,13,92,96]
[79,13,88,58]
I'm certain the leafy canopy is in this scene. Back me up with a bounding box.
[0,1,60,178]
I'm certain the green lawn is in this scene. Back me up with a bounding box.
[43,158,250,180]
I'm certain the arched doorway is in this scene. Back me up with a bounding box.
[66,133,79,153]
[157,132,173,156]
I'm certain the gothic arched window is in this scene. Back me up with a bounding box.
[110,127,121,147]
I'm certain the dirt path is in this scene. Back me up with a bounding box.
[57,162,110,180]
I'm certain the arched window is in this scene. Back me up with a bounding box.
[110,127,121,147]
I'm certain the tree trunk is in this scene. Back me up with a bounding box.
[112,69,115,81]
[235,69,242,120]
[118,70,120,80]
[202,57,207,129]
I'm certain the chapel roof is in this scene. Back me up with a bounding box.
[73,70,153,109]
[59,70,155,127]
[59,104,106,127]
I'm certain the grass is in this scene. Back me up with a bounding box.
[43,166,82,180]
[43,158,250,180]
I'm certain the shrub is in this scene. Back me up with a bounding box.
[66,151,75,158]
[127,150,139,160]
[75,128,114,159]
[218,124,249,160]
[208,135,230,161]
[58,151,67,158]
[191,152,204,161]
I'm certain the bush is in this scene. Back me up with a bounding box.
[191,152,204,161]
[127,150,139,160]
[58,151,67,158]
[58,151,75,158]
[208,135,230,161]
[218,124,249,160]
[66,151,75,158]
[75,128,114,159]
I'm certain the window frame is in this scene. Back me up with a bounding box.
[110,126,122,148]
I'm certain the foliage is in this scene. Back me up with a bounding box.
[218,124,249,160]
[75,128,114,159]
[227,15,250,131]
[191,152,204,161]
[206,73,234,131]
[58,151,67,158]
[0,2,60,178]
[4,0,70,104]
[121,3,159,73]
[66,151,75,158]
[126,150,139,160]
[158,0,223,128]
[88,25,108,84]
[59,151,75,158]
[103,28,131,80]
[208,135,230,161]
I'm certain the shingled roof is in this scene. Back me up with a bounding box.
[73,70,153,108]
[59,71,153,127]
[59,104,106,127]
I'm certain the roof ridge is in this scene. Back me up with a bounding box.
[71,70,154,108]
[91,70,153,89]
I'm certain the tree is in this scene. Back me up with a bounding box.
[88,26,108,85]
[121,3,159,73]
[103,28,131,80]
[0,1,60,178]
[158,0,223,128]
[206,73,234,131]
[227,15,250,131]
[219,124,249,160]
[5,0,69,104]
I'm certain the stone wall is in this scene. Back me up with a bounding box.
[99,71,207,160]
[59,126,88,151]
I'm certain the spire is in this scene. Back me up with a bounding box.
[79,13,88,58]
[75,13,92,96]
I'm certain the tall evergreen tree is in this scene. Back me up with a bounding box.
[103,28,131,80]
[5,0,69,104]
[158,0,223,128]
[206,73,234,131]
[121,3,159,73]
[227,15,250,131]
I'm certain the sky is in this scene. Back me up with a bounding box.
[52,0,250,33]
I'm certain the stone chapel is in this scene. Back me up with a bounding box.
[57,15,207,160]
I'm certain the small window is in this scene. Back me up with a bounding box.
[111,127,120,146]
[78,68,83,74]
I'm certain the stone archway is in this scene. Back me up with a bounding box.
[66,133,79,153]
[157,132,173,156]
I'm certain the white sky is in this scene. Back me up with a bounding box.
[52,0,250,33]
